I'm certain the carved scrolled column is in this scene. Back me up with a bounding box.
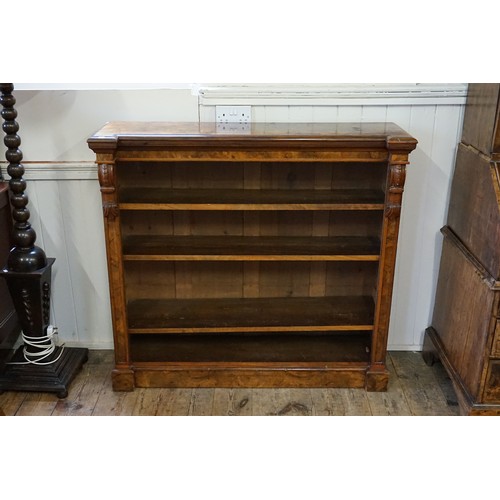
[384,157,407,220]
[98,159,119,221]
[367,150,411,391]
[96,154,133,390]
[0,83,87,398]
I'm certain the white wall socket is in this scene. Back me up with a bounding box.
[216,105,251,124]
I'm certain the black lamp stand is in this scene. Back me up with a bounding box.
[0,83,88,398]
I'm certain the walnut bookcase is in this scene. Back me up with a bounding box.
[88,122,417,391]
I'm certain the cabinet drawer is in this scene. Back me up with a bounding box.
[483,360,500,403]
[492,321,500,358]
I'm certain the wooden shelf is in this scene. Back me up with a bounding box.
[122,235,381,261]
[127,296,375,333]
[129,332,371,363]
[119,188,385,211]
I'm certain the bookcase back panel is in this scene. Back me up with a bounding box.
[116,161,388,192]
[123,261,378,301]
[129,332,372,363]
[120,210,383,239]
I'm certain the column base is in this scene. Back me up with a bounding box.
[0,345,88,398]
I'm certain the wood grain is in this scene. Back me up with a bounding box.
[88,121,417,154]
[0,182,20,361]
[431,236,494,399]
[426,85,500,413]
[390,351,457,416]
[97,153,129,366]
[89,122,416,391]
[446,144,500,279]
[119,188,386,211]
[51,350,113,416]
[122,235,381,261]
[365,356,411,416]
[129,332,371,363]
[212,388,253,416]
[461,83,500,155]
[126,296,375,332]
[0,350,460,415]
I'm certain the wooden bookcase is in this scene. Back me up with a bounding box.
[88,122,417,391]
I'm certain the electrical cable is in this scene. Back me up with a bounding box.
[7,325,65,365]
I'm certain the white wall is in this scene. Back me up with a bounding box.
[8,88,200,349]
[1,84,467,350]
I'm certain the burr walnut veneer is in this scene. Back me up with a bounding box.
[88,122,417,391]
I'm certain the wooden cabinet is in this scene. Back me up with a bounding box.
[0,182,20,369]
[425,84,500,415]
[88,122,417,391]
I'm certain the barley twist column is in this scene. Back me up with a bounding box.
[0,83,52,344]
[0,83,87,398]
[1,83,48,272]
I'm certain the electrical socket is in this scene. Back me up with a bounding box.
[216,105,251,124]
[216,122,251,133]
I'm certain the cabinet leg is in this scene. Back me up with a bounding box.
[112,367,135,392]
[365,367,389,392]
[422,327,440,366]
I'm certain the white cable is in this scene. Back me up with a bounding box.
[8,325,65,366]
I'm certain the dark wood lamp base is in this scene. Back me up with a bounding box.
[0,345,88,398]
[0,84,89,400]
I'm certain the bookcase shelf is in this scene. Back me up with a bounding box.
[88,121,417,391]
[119,188,386,210]
[126,296,375,333]
[129,332,372,364]
[122,235,381,261]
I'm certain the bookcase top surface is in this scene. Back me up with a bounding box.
[88,121,417,152]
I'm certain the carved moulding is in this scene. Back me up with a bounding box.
[103,202,119,221]
[98,161,116,194]
[97,156,119,222]
[385,154,409,219]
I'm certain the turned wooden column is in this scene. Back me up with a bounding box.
[0,83,53,349]
[0,83,88,398]
[1,83,47,271]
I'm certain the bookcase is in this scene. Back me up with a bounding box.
[88,122,417,391]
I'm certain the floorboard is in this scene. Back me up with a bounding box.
[212,388,253,416]
[0,350,460,416]
[390,351,459,416]
[365,355,412,416]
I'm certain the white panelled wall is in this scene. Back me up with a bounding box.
[1,84,467,350]
[8,88,200,349]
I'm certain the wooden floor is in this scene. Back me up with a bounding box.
[0,350,460,416]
